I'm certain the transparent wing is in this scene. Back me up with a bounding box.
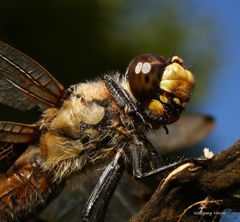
[0,41,64,111]
[0,121,38,172]
[0,121,38,143]
[146,113,214,153]
[0,143,28,173]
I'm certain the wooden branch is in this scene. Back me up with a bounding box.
[130,140,240,222]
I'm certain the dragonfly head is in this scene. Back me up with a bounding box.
[126,54,195,124]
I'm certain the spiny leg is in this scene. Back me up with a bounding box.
[140,135,164,169]
[131,135,205,179]
[103,75,147,124]
[82,149,126,222]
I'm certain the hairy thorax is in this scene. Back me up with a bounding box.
[38,79,131,181]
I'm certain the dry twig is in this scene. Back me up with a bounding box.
[130,140,240,222]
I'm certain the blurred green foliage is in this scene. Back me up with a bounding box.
[0,0,219,122]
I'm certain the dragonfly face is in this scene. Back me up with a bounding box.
[126,53,195,124]
[0,41,210,222]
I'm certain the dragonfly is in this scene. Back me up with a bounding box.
[0,41,213,222]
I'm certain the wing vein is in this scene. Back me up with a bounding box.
[0,53,60,99]
[4,77,54,107]
[0,54,41,87]
[0,41,65,111]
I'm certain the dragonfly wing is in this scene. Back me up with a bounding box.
[0,41,64,111]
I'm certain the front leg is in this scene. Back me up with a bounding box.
[131,135,204,179]
[103,75,147,125]
[82,149,126,222]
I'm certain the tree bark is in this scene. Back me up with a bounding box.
[130,140,240,222]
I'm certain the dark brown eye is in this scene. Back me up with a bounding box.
[126,53,168,103]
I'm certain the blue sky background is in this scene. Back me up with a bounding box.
[191,2,240,221]
[194,1,240,150]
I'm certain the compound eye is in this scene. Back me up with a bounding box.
[126,53,168,103]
